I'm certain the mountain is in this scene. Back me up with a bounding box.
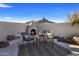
[38,18,55,23]
[25,18,55,24]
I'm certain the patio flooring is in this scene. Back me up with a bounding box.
[18,41,72,56]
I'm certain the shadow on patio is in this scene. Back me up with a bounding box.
[18,41,72,56]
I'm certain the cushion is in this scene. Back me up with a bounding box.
[72,37,79,45]
[47,33,53,39]
[63,37,79,45]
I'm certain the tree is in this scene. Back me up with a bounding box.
[68,12,79,25]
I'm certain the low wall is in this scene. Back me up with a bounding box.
[0,22,26,41]
[37,23,79,37]
[0,22,79,41]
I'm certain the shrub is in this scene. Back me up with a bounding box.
[7,35,15,41]
[64,37,79,45]
[0,41,9,48]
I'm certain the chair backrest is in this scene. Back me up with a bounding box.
[21,32,26,41]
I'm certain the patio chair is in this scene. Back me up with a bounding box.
[46,32,54,47]
[47,32,54,42]
[21,32,34,44]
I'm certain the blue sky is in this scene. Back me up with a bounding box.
[0,3,79,23]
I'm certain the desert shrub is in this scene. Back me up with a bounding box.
[7,35,15,41]
[64,37,79,45]
[64,37,73,44]
[0,41,9,48]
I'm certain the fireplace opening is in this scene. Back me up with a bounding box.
[30,29,36,35]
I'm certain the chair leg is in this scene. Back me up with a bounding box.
[42,38,44,45]
[37,38,39,48]
[51,39,53,48]
[45,37,47,44]
[45,38,46,43]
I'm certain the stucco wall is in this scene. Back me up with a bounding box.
[0,22,26,41]
[0,21,79,41]
[36,23,79,37]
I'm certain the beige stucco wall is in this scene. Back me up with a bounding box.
[36,23,79,37]
[0,22,26,41]
[0,21,79,42]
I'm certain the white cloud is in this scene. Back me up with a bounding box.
[4,17,11,19]
[0,3,12,8]
[53,20,65,23]
[48,18,66,23]
[0,17,31,23]
[23,18,41,22]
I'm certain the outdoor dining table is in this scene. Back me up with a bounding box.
[25,35,47,42]
[24,34,54,48]
[39,35,46,41]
